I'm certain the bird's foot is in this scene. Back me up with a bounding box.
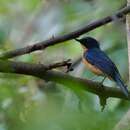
[90,75,98,81]
[100,76,106,87]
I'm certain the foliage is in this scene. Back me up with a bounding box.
[0,0,129,130]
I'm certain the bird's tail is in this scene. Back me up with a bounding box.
[114,73,129,98]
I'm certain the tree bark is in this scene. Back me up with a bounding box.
[0,60,128,100]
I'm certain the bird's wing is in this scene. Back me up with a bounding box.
[85,48,129,97]
[85,48,118,78]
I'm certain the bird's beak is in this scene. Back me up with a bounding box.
[75,38,87,50]
[75,38,84,46]
[75,38,80,42]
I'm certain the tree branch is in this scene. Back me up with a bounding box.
[44,59,72,71]
[1,6,130,59]
[0,60,129,100]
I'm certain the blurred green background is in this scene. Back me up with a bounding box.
[0,0,129,130]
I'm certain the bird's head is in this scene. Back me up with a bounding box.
[75,37,100,49]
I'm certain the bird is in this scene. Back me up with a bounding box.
[75,36,129,97]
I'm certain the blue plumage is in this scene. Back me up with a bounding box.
[84,48,129,97]
[75,37,129,97]
[85,48,117,78]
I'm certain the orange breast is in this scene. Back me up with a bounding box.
[82,58,104,76]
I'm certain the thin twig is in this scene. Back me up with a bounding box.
[66,57,82,73]
[1,6,130,59]
[45,59,72,71]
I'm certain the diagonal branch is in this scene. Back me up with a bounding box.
[1,6,130,59]
[0,60,129,100]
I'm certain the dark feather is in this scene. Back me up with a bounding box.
[84,48,117,78]
[84,48,129,97]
